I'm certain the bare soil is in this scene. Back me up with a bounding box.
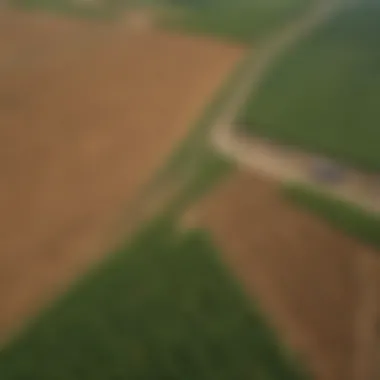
[200,171,380,380]
[0,9,243,342]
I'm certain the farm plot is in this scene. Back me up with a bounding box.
[0,218,308,380]
[0,10,243,342]
[200,171,380,380]
[239,2,380,171]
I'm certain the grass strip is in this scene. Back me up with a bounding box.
[283,183,380,250]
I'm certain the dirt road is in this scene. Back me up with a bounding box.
[215,132,380,213]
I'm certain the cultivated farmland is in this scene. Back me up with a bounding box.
[2,3,378,380]
[240,1,380,171]
[0,9,243,342]
[200,171,380,380]
[0,218,308,380]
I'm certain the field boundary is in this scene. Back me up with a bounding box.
[283,183,380,249]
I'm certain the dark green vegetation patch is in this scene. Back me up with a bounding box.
[240,2,380,171]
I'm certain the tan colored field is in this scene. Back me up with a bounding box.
[0,9,243,342]
[200,171,380,380]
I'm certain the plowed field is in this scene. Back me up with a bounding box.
[0,9,243,342]
[200,171,380,380]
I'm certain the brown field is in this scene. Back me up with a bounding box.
[200,171,380,380]
[0,9,243,342]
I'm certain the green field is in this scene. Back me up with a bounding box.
[240,2,380,171]
[0,217,309,380]
[163,0,314,43]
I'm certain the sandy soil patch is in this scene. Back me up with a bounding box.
[0,9,243,343]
